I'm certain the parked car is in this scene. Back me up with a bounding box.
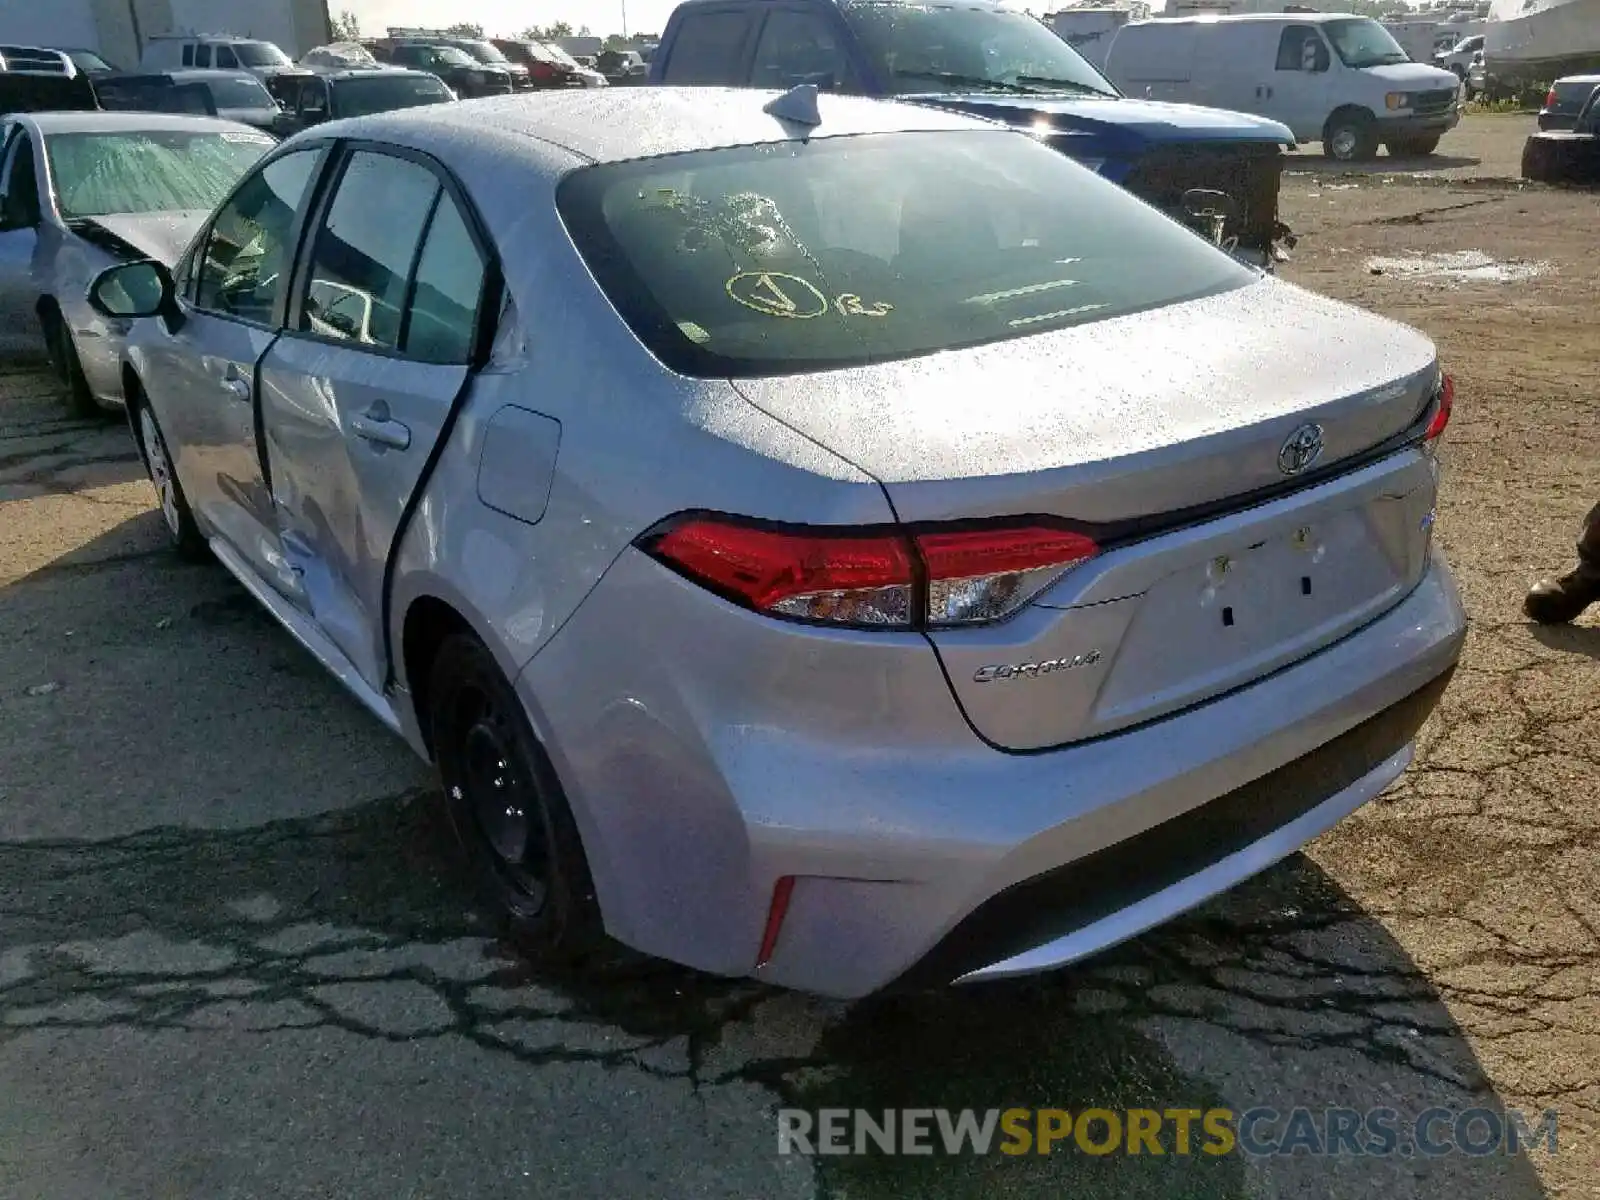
[649,0,1297,266]
[300,42,383,72]
[597,48,649,84]
[138,35,300,84]
[384,30,533,90]
[0,111,273,416]
[0,46,100,114]
[1539,71,1600,129]
[95,71,290,134]
[89,88,1464,998]
[275,68,455,133]
[1467,51,1487,98]
[1433,33,1484,81]
[1103,13,1463,160]
[365,40,514,97]
[490,39,608,88]
[1523,80,1600,181]
[57,48,122,76]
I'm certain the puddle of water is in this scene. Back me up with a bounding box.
[1364,250,1550,284]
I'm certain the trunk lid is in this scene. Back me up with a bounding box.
[733,278,1442,750]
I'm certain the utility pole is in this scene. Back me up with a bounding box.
[622,0,629,36]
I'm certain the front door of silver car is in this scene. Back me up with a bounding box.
[0,126,44,340]
[257,146,487,690]
[145,147,324,599]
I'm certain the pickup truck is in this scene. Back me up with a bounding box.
[649,0,1298,264]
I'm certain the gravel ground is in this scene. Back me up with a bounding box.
[0,114,1593,1199]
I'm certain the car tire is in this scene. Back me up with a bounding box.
[1521,133,1600,183]
[1323,110,1379,162]
[131,390,207,560]
[1385,134,1442,157]
[47,314,103,421]
[428,632,604,964]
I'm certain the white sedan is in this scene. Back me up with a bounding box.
[0,111,273,416]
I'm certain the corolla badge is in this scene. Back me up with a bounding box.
[973,651,1102,683]
[1278,423,1325,476]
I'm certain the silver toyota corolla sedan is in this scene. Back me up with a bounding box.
[0,111,274,416]
[87,87,1467,998]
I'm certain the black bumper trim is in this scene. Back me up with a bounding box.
[890,665,1456,992]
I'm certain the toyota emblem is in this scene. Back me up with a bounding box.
[1278,423,1325,476]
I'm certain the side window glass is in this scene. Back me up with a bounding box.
[661,12,751,83]
[300,150,440,350]
[751,10,850,90]
[195,149,321,323]
[1275,26,1324,71]
[404,193,485,364]
[181,45,194,66]
[193,44,212,68]
[216,45,238,68]
[2,136,40,227]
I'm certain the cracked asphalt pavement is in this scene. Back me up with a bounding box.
[1,116,1594,1198]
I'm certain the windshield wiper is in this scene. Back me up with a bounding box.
[1014,75,1118,98]
[891,69,1035,95]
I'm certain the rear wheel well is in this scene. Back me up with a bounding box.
[402,595,475,758]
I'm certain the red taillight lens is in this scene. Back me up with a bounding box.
[530,61,557,82]
[1545,88,1558,109]
[1424,373,1454,443]
[916,526,1100,626]
[643,516,1100,629]
[647,518,916,626]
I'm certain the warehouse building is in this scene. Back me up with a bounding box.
[0,0,331,70]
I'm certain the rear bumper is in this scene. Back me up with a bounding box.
[902,663,1452,989]
[520,551,1465,999]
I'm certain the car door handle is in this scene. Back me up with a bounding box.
[223,377,251,401]
[351,411,411,450]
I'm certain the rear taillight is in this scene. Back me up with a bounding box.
[1545,87,1558,109]
[1423,373,1454,444]
[642,515,1099,629]
[530,61,557,82]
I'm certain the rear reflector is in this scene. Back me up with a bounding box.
[1424,373,1454,443]
[641,515,1101,629]
[756,875,796,968]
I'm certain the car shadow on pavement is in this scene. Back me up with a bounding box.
[1286,153,1483,177]
[1530,621,1600,660]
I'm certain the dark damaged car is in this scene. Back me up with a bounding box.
[0,111,274,416]
[650,0,1299,264]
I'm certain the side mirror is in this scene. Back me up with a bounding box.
[88,259,176,321]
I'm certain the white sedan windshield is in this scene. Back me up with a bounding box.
[45,129,273,219]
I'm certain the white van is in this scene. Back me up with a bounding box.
[139,35,298,82]
[1103,14,1463,160]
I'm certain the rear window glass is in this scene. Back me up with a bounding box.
[659,11,751,83]
[335,74,453,116]
[557,130,1255,378]
[205,76,275,108]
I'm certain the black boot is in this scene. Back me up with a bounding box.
[1526,502,1600,624]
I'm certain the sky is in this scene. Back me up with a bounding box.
[343,0,681,40]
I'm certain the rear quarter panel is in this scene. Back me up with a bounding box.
[386,176,898,712]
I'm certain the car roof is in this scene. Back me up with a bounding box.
[17,109,266,134]
[1135,10,1359,20]
[1555,72,1600,83]
[125,68,267,82]
[324,67,436,81]
[314,86,995,165]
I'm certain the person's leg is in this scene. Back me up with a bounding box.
[1525,501,1600,623]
